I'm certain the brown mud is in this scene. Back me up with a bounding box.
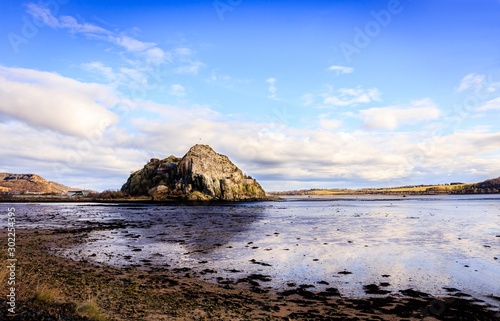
[1,229,499,320]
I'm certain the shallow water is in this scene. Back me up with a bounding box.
[3,195,500,307]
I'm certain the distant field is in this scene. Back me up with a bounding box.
[368,183,472,193]
[273,183,478,196]
[306,189,355,195]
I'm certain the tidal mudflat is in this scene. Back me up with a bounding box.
[2,195,500,319]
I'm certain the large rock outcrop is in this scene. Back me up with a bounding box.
[121,144,266,201]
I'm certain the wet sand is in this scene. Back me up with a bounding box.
[1,228,499,321]
[48,199,500,305]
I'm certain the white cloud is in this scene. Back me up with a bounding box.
[82,61,119,83]
[143,47,167,64]
[118,104,427,186]
[1,79,499,191]
[457,73,486,92]
[0,65,118,138]
[478,97,500,111]
[359,99,441,130]
[456,73,500,93]
[324,86,381,106]
[266,77,277,99]
[114,35,155,52]
[175,61,205,74]
[0,121,143,190]
[319,115,342,130]
[169,84,186,97]
[416,130,500,172]
[327,65,354,75]
[111,35,167,65]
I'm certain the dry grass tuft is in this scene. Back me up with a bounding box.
[0,265,9,285]
[32,285,63,305]
[76,296,108,321]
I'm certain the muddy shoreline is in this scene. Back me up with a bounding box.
[0,196,281,204]
[1,228,499,320]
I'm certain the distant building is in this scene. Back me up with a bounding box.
[68,190,85,197]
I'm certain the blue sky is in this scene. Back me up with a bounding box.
[1,0,500,191]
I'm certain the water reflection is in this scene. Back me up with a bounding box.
[146,206,267,254]
[2,196,499,308]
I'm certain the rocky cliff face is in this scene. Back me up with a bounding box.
[0,173,74,194]
[121,144,266,201]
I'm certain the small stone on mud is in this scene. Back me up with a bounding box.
[338,270,352,275]
[443,287,460,292]
[363,284,390,295]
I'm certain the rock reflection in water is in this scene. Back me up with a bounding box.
[3,195,500,309]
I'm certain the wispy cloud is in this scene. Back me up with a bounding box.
[301,93,315,106]
[26,3,110,36]
[457,73,486,92]
[114,35,155,52]
[82,61,120,83]
[266,77,277,99]
[26,2,166,65]
[173,47,193,57]
[359,98,441,130]
[169,84,186,97]
[327,65,354,75]
[324,86,380,107]
[478,97,500,111]
[142,47,168,64]
[456,73,500,93]
[175,61,205,75]
[58,15,111,35]
[25,3,59,27]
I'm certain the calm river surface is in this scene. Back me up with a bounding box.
[4,195,500,306]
